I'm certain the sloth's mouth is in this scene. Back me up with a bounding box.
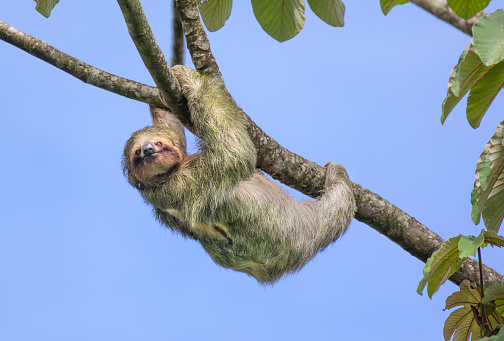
[143,152,159,162]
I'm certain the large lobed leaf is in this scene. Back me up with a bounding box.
[447,0,490,20]
[417,236,463,298]
[444,280,503,341]
[444,280,482,341]
[443,307,480,341]
[198,0,233,32]
[33,0,60,18]
[471,121,504,232]
[441,10,504,129]
[307,0,345,27]
[252,0,305,42]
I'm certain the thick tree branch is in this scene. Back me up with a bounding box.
[0,20,164,107]
[352,184,503,287]
[116,0,186,115]
[1,6,502,288]
[410,0,487,36]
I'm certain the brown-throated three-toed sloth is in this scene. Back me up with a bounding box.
[123,65,356,284]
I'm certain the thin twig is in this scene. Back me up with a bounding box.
[478,247,487,326]
[171,0,185,66]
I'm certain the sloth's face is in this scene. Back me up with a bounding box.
[128,132,183,184]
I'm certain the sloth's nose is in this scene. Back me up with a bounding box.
[142,143,155,156]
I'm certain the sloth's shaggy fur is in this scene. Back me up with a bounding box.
[123,65,356,283]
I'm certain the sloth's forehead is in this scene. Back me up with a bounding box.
[132,133,169,147]
[133,133,155,145]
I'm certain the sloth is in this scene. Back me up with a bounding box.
[123,65,356,284]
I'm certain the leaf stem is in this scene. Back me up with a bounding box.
[478,247,487,326]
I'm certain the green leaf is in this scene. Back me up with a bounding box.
[484,230,504,247]
[471,185,482,225]
[198,0,233,32]
[472,121,504,232]
[483,281,504,305]
[474,9,504,66]
[442,12,504,127]
[443,307,480,341]
[447,44,471,97]
[33,0,60,18]
[441,279,504,341]
[307,0,345,27]
[252,0,305,42]
[441,45,492,125]
[441,42,504,128]
[444,280,482,341]
[417,236,463,298]
[466,62,504,128]
[458,231,485,259]
[380,0,410,15]
[484,281,504,318]
[478,328,504,341]
[447,0,490,20]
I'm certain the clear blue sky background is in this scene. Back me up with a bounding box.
[1,1,503,340]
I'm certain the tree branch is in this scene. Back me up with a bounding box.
[410,0,487,36]
[116,0,186,115]
[1,5,502,287]
[352,183,503,287]
[171,0,185,66]
[0,20,164,107]
[175,0,223,84]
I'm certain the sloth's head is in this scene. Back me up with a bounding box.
[123,126,186,188]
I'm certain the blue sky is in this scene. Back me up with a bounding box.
[1,1,503,340]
